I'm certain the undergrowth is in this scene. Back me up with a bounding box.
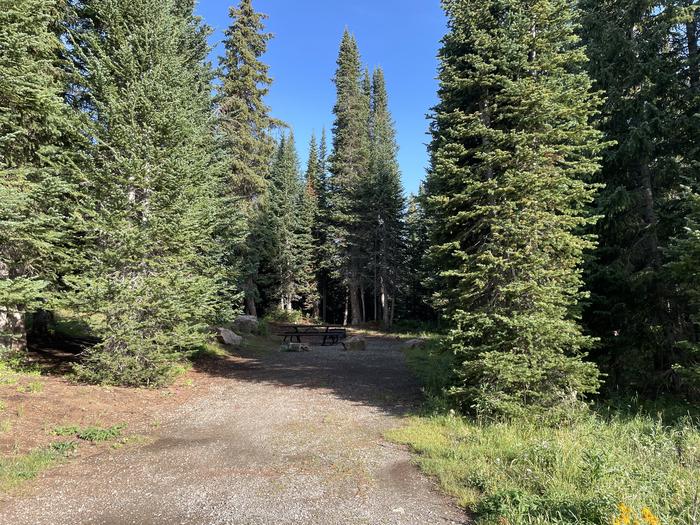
[388,340,700,524]
[51,423,126,442]
[0,442,77,492]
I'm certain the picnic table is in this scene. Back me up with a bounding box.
[273,324,347,346]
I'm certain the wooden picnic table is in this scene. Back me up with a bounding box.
[274,324,347,346]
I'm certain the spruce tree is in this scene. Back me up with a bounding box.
[426,0,605,416]
[304,133,322,317]
[258,134,315,312]
[314,129,335,321]
[368,68,406,326]
[218,0,277,317]
[580,1,698,392]
[67,0,223,386]
[0,0,83,353]
[328,30,372,324]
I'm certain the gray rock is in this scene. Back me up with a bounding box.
[216,328,243,347]
[232,315,259,334]
[342,336,367,352]
[404,339,427,350]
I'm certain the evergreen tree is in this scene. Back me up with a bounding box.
[580,1,695,392]
[304,133,323,317]
[314,129,336,321]
[0,0,83,353]
[258,134,315,312]
[403,191,434,322]
[425,0,605,417]
[328,29,372,324]
[218,0,277,317]
[67,0,224,386]
[368,68,406,326]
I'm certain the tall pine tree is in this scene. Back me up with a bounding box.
[580,0,695,393]
[258,134,315,312]
[368,68,405,326]
[218,0,277,317]
[328,30,372,324]
[67,0,224,386]
[0,0,83,353]
[426,0,605,416]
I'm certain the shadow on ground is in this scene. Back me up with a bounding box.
[191,334,422,418]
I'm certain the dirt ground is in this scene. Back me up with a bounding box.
[0,351,214,456]
[0,335,467,525]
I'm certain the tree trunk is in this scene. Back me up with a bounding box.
[688,7,699,90]
[322,276,327,323]
[350,282,362,325]
[640,162,659,267]
[245,276,257,317]
[380,276,390,327]
[0,262,27,353]
[360,288,367,324]
[343,288,349,326]
[373,266,378,322]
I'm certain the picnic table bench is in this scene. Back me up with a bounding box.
[273,324,347,346]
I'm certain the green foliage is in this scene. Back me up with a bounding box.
[217,0,277,317]
[328,29,373,324]
[388,412,699,525]
[425,0,606,417]
[65,0,227,386]
[0,0,85,352]
[580,0,700,396]
[52,423,126,442]
[256,134,317,313]
[0,442,77,493]
[263,307,304,325]
[366,68,406,327]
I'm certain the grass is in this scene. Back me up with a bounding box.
[388,340,700,525]
[0,442,77,493]
[51,423,126,442]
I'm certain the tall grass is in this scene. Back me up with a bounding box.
[389,341,700,524]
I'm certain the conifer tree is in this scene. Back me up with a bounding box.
[304,133,323,317]
[218,0,277,317]
[258,134,315,312]
[67,0,223,386]
[368,68,406,326]
[426,0,605,416]
[403,191,433,321]
[0,0,83,353]
[314,129,335,321]
[580,0,697,392]
[328,30,372,324]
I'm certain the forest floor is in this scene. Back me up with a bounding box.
[0,333,467,525]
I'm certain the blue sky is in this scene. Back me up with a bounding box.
[194,1,447,195]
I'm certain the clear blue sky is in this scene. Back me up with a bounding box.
[194,1,447,195]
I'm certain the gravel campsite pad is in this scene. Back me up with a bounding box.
[0,337,466,525]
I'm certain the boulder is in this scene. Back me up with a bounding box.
[232,315,259,335]
[342,336,367,352]
[404,339,427,350]
[216,328,243,347]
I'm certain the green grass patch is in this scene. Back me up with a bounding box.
[392,341,700,524]
[0,442,77,493]
[51,423,126,442]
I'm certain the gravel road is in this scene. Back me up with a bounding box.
[0,337,467,525]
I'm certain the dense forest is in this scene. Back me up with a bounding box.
[2,0,700,416]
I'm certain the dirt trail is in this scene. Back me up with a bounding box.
[0,337,466,525]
